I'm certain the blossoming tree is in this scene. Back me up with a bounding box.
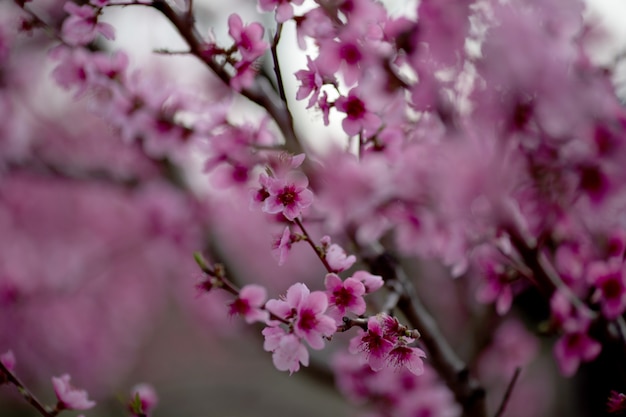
[1,0,626,416]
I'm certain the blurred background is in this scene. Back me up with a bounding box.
[1,0,626,416]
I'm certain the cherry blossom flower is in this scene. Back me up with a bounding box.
[266,283,336,350]
[295,56,328,108]
[0,350,16,372]
[129,384,158,416]
[387,345,426,376]
[227,14,268,62]
[335,88,381,137]
[325,242,357,272]
[262,328,309,374]
[292,291,336,350]
[553,330,601,377]
[349,316,395,371]
[61,2,115,46]
[228,284,269,324]
[475,262,515,316]
[587,260,626,319]
[324,273,366,323]
[52,374,96,411]
[262,173,314,221]
[258,0,304,23]
[271,226,293,266]
[607,391,626,414]
[351,270,384,294]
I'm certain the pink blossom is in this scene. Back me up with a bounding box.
[0,350,16,372]
[52,374,96,411]
[325,243,357,272]
[334,88,382,137]
[607,391,626,414]
[227,14,269,62]
[351,270,384,294]
[293,290,336,349]
[129,383,158,416]
[295,56,330,108]
[271,226,293,266]
[229,284,269,324]
[587,260,626,319]
[61,2,115,46]
[387,345,426,376]
[266,282,309,319]
[258,0,304,23]
[475,262,514,316]
[553,330,601,377]
[264,329,309,374]
[266,283,336,350]
[262,173,314,221]
[324,273,366,322]
[349,316,395,371]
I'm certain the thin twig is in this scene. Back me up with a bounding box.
[270,23,287,103]
[493,367,522,417]
[294,218,334,273]
[0,362,54,417]
[149,0,304,156]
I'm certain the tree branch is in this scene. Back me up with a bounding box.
[493,367,521,417]
[0,362,54,417]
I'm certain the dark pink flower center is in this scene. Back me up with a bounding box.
[339,42,361,65]
[344,97,366,119]
[298,309,317,330]
[229,298,250,316]
[601,276,622,300]
[278,186,297,206]
[332,287,353,307]
[579,165,605,194]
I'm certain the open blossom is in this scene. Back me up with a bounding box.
[587,260,626,319]
[334,88,382,137]
[349,315,395,371]
[387,345,427,376]
[265,283,336,350]
[52,374,96,411]
[325,243,357,272]
[262,173,314,221]
[262,327,309,374]
[228,284,269,324]
[61,2,115,46]
[325,273,366,323]
[228,14,269,62]
[554,330,601,377]
[351,270,384,294]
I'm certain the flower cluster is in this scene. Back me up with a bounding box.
[263,283,336,374]
[350,314,426,376]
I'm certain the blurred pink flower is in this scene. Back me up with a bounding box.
[228,284,269,324]
[61,2,115,46]
[52,374,96,411]
[0,350,16,372]
[129,383,158,416]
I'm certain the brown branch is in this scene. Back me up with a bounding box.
[493,367,521,417]
[0,362,54,417]
[294,218,334,273]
